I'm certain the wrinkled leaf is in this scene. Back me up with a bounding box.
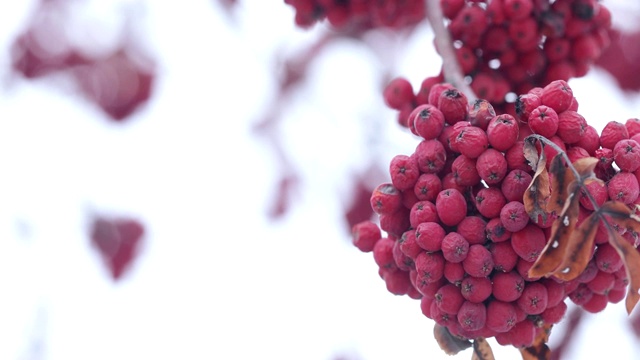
[529,181,581,278]
[551,211,600,281]
[434,324,472,355]
[572,157,599,179]
[520,324,552,360]
[546,154,575,216]
[471,337,494,360]
[523,138,551,224]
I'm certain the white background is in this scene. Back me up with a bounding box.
[1,1,640,359]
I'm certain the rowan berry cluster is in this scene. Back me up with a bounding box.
[353,79,637,348]
[283,0,426,30]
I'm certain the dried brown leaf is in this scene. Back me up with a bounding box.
[571,157,599,179]
[529,181,581,278]
[551,211,599,281]
[546,154,575,216]
[434,324,472,355]
[600,201,640,234]
[520,324,552,360]
[524,139,551,224]
[471,337,495,360]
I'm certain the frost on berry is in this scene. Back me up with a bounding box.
[477,148,508,185]
[600,121,629,149]
[352,220,381,252]
[441,232,470,263]
[463,244,495,278]
[517,282,549,315]
[487,114,519,151]
[436,189,467,226]
[370,183,402,215]
[415,139,447,173]
[456,216,487,245]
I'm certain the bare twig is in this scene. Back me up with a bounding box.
[425,0,477,101]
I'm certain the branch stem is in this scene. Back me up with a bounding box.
[425,0,477,101]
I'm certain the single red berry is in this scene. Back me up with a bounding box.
[515,93,541,123]
[457,301,487,332]
[428,82,455,106]
[492,271,525,302]
[595,243,623,273]
[568,283,593,306]
[566,146,590,164]
[556,111,587,144]
[582,293,608,313]
[501,170,533,202]
[517,258,542,282]
[541,301,568,325]
[373,237,396,270]
[457,216,487,245]
[435,283,465,314]
[370,183,403,215]
[352,220,381,252]
[511,224,546,262]
[415,140,447,173]
[477,148,508,185]
[392,241,414,271]
[541,278,566,307]
[608,172,639,204]
[411,104,446,140]
[415,251,446,284]
[413,173,443,202]
[486,217,512,243]
[463,244,495,278]
[575,125,600,155]
[586,271,615,295]
[415,277,447,299]
[578,177,608,212]
[438,88,469,125]
[468,99,497,130]
[398,230,422,259]
[505,141,530,171]
[607,288,626,304]
[613,139,640,172]
[420,296,435,318]
[451,155,481,187]
[444,261,466,285]
[416,75,443,105]
[487,114,519,151]
[489,241,519,272]
[441,232,470,263]
[410,200,439,228]
[600,121,629,149]
[486,300,518,333]
[381,269,413,295]
[540,80,574,113]
[543,38,571,62]
[415,221,446,252]
[455,126,489,159]
[509,320,536,348]
[517,282,549,315]
[475,187,507,219]
[461,276,493,303]
[389,154,420,191]
[436,188,468,226]
[379,208,411,237]
[625,118,640,137]
[383,77,415,110]
[500,201,529,233]
[528,105,559,138]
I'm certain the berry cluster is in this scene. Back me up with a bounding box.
[353,80,636,348]
[284,0,426,30]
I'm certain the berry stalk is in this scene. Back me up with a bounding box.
[425,0,477,102]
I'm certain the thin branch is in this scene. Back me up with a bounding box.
[425,0,477,101]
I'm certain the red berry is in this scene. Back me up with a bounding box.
[457,301,487,332]
[379,208,411,237]
[415,221,446,252]
[613,139,640,172]
[500,201,529,232]
[415,251,446,284]
[505,141,530,171]
[352,220,381,252]
[600,121,629,149]
[510,320,536,348]
[455,126,489,159]
[487,114,519,151]
[575,125,600,155]
[582,293,608,313]
[435,283,465,314]
[528,105,559,138]
[586,271,615,295]
[382,269,413,295]
[492,271,525,302]
[486,300,518,333]
[501,170,533,202]
[556,110,587,144]
[568,283,593,306]
[438,88,469,125]
[413,173,443,202]
[370,183,403,215]
[412,104,446,140]
[383,77,414,110]
[489,241,519,272]
[451,155,481,187]
[625,118,640,137]
[410,200,439,228]
[511,224,546,262]
[486,217,512,243]
[457,216,487,245]
[608,172,639,204]
[461,276,493,303]
[517,282,549,315]
[389,154,420,191]
[463,244,495,278]
[541,301,568,324]
[444,260,466,285]
[542,278,566,307]
[468,99,497,130]
[595,243,623,273]
[477,148,508,185]
[441,232,470,263]
[373,237,397,270]
[415,139,448,173]
[540,80,574,113]
[475,187,507,219]
[398,230,422,259]
[436,188,468,226]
